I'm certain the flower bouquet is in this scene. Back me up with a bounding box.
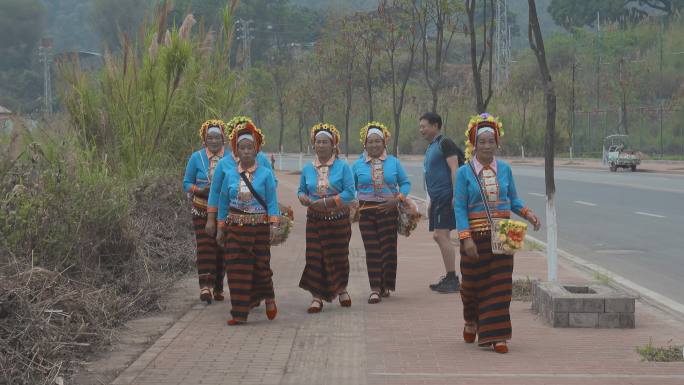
[492,219,527,255]
[397,197,422,237]
[271,204,294,246]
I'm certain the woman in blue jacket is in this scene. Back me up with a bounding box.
[215,121,280,325]
[454,113,541,353]
[297,123,356,313]
[182,119,227,304]
[205,116,273,241]
[352,122,410,304]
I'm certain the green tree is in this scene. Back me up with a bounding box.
[413,0,463,112]
[235,0,324,64]
[170,0,227,28]
[0,0,45,111]
[465,0,495,113]
[378,0,419,155]
[89,0,150,50]
[548,0,684,30]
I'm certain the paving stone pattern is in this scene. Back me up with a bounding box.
[111,172,684,385]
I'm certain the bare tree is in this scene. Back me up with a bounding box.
[413,0,462,112]
[528,0,558,281]
[357,13,381,121]
[465,0,495,113]
[332,17,360,157]
[269,60,290,153]
[379,0,419,155]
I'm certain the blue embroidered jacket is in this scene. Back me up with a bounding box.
[297,158,356,204]
[454,159,529,239]
[352,155,411,202]
[217,165,279,222]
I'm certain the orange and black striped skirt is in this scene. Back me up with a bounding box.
[359,203,399,292]
[298,207,352,302]
[460,230,513,346]
[192,205,224,293]
[222,211,275,322]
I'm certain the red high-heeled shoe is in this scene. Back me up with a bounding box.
[266,301,277,320]
[307,298,323,314]
[227,319,245,326]
[492,341,508,354]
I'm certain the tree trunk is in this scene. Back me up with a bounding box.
[297,110,304,153]
[278,98,285,153]
[345,77,353,157]
[528,0,558,281]
[367,70,374,121]
[466,0,495,114]
[521,96,528,155]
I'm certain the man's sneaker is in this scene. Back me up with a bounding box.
[429,275,448,291]
[434,275,460,293]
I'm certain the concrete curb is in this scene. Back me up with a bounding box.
[526,234,684,322]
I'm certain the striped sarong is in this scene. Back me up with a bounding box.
[359,204,398,292]
[192,211,224,292]
[460,230,513,346]
[223,219,274,322]
[298,208,352,302]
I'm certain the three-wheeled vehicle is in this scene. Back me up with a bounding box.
[604,134,640,172]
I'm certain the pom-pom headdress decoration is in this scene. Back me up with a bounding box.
[199,119,226,142]
[359,121,391,146]
[225,116,254,136]
[464,112,504,162]
[310,123,341,146]
[229,120,265,154]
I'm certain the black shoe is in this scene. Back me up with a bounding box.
[429,275,448,291]
[434,275,460,293]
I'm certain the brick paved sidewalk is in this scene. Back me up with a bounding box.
[111,171,684,385]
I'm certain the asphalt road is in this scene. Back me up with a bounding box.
[276,154,684,305]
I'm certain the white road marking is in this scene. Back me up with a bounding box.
[574,200,597,207]
[528,192,545,197]
[370,373,684,379]
[634,211,666,218]
[526,233,684,321]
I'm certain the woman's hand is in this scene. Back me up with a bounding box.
[269,223,280,243]
[215,226,224,245]
[526,212,542,231]
[309,198,326,211]
[194,185,210,198]
[298,194,312,207]
[205,217,216,237]
[378,198,398,214]
[463,238,479,259]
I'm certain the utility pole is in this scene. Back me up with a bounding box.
[570,59,576,160]
[235,19,254,70]
[38,37,53,114]
[595,11,601,113]
[660,101,664,158]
